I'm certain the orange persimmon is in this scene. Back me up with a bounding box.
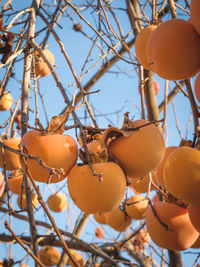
[0,91,12,111]
[39,246,60,266]
[34,49,55,78]
[47,192,68,212]
[17,191,38,210]
[20,130,78,183]
[67,162,126,214]
[125,194,149,220]
[146,201,199,250]
[7,174,25,195]
[104,208,131,232]
[93,212,107,225]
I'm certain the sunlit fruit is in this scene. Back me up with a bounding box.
[34,49,55,78]
[7,173,25,195]
[95,226,104,238]
[17,191,38,210]
[39,246,60,266]
[67,251,84,267]
[47,192,68,212]
[146,201,199,250]
[0,171,5,198]
[188,204,200,233]
[0,91,12,111]
[108,119,165,178]
[104,208,131,232]
[135,25,157,70]
[129,170,157,193]
[194,73,200,103]
[146,19,200,80]
[20,130,78,183]
[68,162,126,214]
[164,146,200,204]
[125,194,149,220]
[190,0,200,34]
[0,136,21,170]
[155,146,177,189]
[93,212,107,224]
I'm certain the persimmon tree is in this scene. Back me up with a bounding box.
[0,0,200,267]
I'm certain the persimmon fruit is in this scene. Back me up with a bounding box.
[138,80,160,96]
[39,246,60,266]
[67,162,126,214]
[164,146,200,204]
[155,146,177,189]
[188,204,200,233]
[7,173,25,195]
[67,251,84,267]
[146,201,199,250]
[93,212,107,224]
[125,194,149,220]
[47,192,68,212]
[146,19,200,80]
[135,25,157,70]
[20,130,78,183]
[0,136,21,170]
[190,0,200,34]
[129,170,157,193]
[34,49,55,78]
[17,191,38,210]
[108,119,165,178]
[194,73,200,103]
[104,208,131,232]
[95,226,104,238]
[0,91,12,111]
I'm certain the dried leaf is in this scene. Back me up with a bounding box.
[47,106,74,134]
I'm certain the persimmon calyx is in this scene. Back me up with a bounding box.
[179,138,193,147]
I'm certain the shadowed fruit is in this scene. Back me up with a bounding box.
[67,251,84,267]
[194,73,200,103]
[7,174,25,195]
[0,92,12,111]
[156,146,177,189]
[146,201,199,250]
[109,119,165,178]
[188,204,200,233]
[104,208,131,232]
[34,49,55,78]
[146,19,200,80]
[39,246,60,266]
[135,25,157,70]
[47,192,68,212]
[125,194,149,220]
[164,146,200,204]
[0,136,21,170]
[190,0,200,34]
[68,162,126,214]
[20,130,78,183]
[93,212,107,224]
[17,192,38,210]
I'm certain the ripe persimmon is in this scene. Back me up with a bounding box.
[95,226,104,238]
[34,49,55,78]
[139,80,160,96]
[146,201,199,250]
[39,246,60,266]
[194,73,200,103]
[125,194,148,220]
[20,130,78,183]
[93,212,107,224]
[0,171,5,198]
[17,191,38,210]
[0,91,12,111]
[190,0,200,34]
[47,192,68,212]
[104,208,131,232]
[0,136,21,170]
[67,251,84,267]
[67,162,126,214]
[129,170,157,193]
[146,19,200,80]
[155,146,177,189]
[7,173,25,195]
[188,204,200,233]
[108,119,165,178]
[135,25,157,70]
[164,146,200,204]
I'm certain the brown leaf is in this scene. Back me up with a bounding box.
[47,106,74,134]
